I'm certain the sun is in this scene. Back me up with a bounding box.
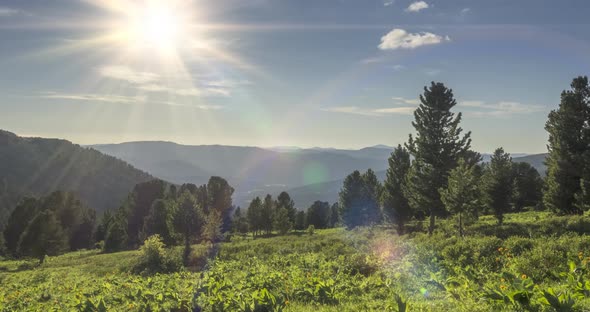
[123,2,190,54]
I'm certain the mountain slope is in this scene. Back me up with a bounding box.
[0,130,153,225]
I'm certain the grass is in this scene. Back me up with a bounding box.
[3,211,590,311]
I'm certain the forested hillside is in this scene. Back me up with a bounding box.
[0,130,153,226]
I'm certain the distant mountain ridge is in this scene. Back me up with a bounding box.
[92,140,545,209]
[0,130,153,226]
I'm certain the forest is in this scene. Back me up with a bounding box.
[1,76,590,311]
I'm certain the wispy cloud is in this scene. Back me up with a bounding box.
[41,92,146,104]
[0,7,22,17]
[461,8,471,15]
[406,1,429,12]
[96,65,243,98]
[99,66,159,84]
[378,29,450,50]
[39,91,223,110]
[383,0,395,7]
[459,100,545,117]
[392,96,420,105]
[321,105,414,116]
[392,64,406,71]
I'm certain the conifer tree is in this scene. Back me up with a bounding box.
[440,159,482,237]
[405,82,472,234]
[18,210,68,263]
[483,148,513,225]
[382,145,412,234]
[247,197,263,237]
[544,76,590,214]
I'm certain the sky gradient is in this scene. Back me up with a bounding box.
[1,0,590,153]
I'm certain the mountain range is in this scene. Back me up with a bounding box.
[92,141,547,209]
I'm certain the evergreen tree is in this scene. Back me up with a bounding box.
[17,210,68,263]
[329,202,340,228]
[104,216,128,253]
[273,207,292,235]
[512,162,543,211]
[276,191,296,224]
[339,170,366,229]
[95,209,113,243]
[173,191,203,265]
[295,210,306,231]
[362,169,383,225]
[207,176,235,232]
[405,82,472,234]
[232,207,249,234]
[247,197,263,237]
[484,148,513,225]
[69,209,96,250]
[3,197,39,255]
[124,179,167,248]
[544,76,590,214]
[306,201,331,229]
[440,159,482,237]
[382,145,412,234]
[143,199,176,246]
[262,194,275,235]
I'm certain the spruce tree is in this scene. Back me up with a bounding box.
[440,159,482,237]
[247,197,263,237]
[484,148,513,225]
[276,191,296,224]
[544,76,590,214]
[382,145,412,234]
[262,194,275,235]
[405,82,472,234]
[17,210,68,263]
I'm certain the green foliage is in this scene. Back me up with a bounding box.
[248,197,264,237]
[123,179,168,248]
[132,235,182,275]
[511,162,543,212]
[273,206,292,235]
[104,216,128,253]
[306,225,315,236]
[484,148,513,225]
[277,191,297,225]
[142,199,176,246]
[295,210,306,231]
[544,76,590,214]
[339,169,382,229]
[306,201,331,229]
[404,82,472,234]
[173,191,203,249]
[17,210,68,263]
[382,145,412,234]
[440,159,482,237]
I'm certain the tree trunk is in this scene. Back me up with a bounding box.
[428,213,435,235]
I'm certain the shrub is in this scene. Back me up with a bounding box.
[307,225,315,236]
[132,235,183,275]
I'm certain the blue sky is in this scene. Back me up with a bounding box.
[1,0,590,153]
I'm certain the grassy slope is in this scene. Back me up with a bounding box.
[2,212,590,311]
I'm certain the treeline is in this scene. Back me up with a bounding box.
[1,176,236,263]
[2,191,96,263]
[336,77,590,237]
[96,177,234,255]
[233,192,340,237]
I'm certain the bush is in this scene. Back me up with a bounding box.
[307,225,315,236]
[132,235,183,275]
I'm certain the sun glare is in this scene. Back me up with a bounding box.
[125,4,186,53]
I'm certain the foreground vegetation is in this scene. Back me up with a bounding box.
[2,211,590,311]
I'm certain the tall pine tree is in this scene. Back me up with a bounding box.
[544,76,590,214]
[382,145,412,234]
[404,82,472,234]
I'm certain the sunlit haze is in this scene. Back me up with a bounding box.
[1,0,590,152]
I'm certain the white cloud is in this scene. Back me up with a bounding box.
[99,66,159,84]
[97,65,240,98]
[425,68,442,76]
[392,96,420,105]
[406,1,429,12]
[0,7,21,17]
[383,0,395,7]
[378,28,449,50]
[392,64,406,71]
[461,8,471,15]
[41,92,146,104]
[40,91,223,110]
[321,105,414,116]
[459,100,545,117]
